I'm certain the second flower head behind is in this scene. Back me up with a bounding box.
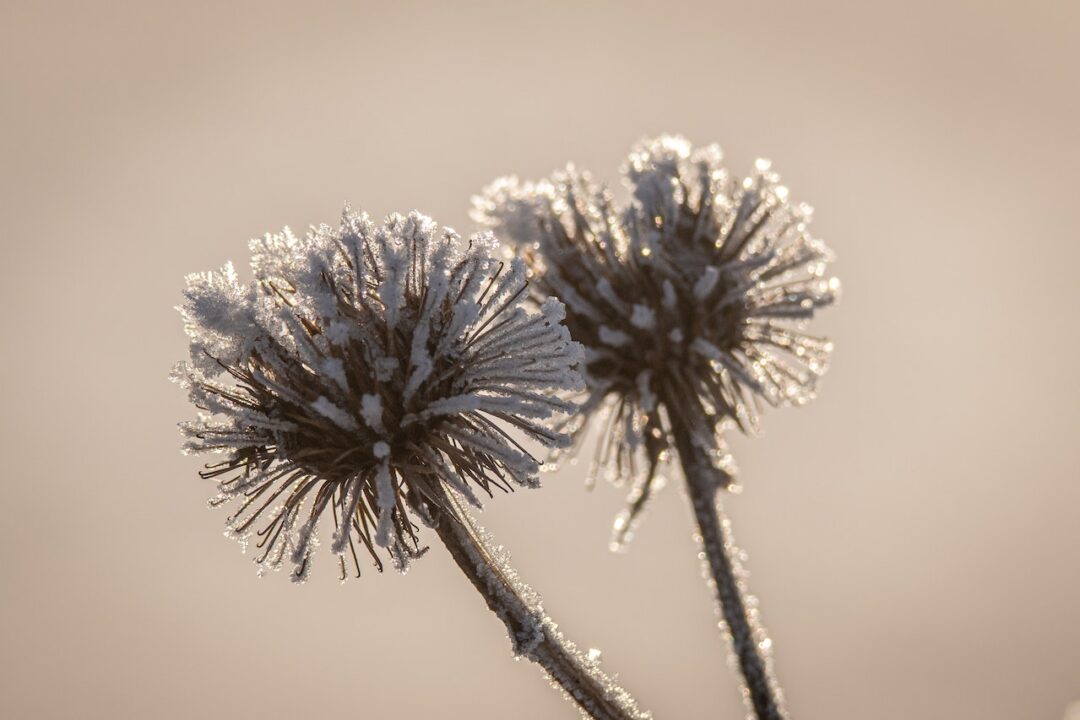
[173,210,584,581]
[472,135,840,548]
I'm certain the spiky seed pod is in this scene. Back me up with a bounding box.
[473,135,839,546]
[173,209,584,582]
[171,209,649,720]
[474,135,841,720]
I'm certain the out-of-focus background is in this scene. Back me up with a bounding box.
[2,1,1078,718]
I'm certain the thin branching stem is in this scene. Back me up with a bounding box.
[671,422,786,720]
[429,484,649,720]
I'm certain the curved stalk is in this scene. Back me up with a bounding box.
[427,483,650,720]
[671,426,787,720]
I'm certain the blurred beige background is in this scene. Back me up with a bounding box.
[2,1,1078,718]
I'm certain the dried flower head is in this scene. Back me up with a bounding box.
[473,135,839,546]
[173,209,583,581]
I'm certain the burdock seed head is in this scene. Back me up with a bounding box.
[473,135,839,546]
[173,209,584,581]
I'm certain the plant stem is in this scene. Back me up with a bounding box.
[671,425,786,720]
[427,483,650,720]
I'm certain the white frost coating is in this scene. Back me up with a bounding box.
[403,308,433,402]
[470,175,555,246]
[373,357,399,382]
[630,304,656,330]
[636,371,656,413]
[689,337,723,362]
[471,316,567,358]
[321,357,349,390]
[540,296,567,323]
[374,460,396,548]
[331,476,363,554]
[444,425,537,478]
[179,263,256,371]
[415,394,482,420]
[694,265,721,300]
[311,396,358,431]
[290,489,333,566]
[403,349,433,403]
[360,394,384,432]
[378,242,408,330]
[598,326,631,347]
[595,278,626,313]
[181,262,243,334]
[478,389,575,417]
[545,279,603,323]
[662,279,678,311]
[475,256,528,321]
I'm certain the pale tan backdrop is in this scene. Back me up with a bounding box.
[2,1,1078,718]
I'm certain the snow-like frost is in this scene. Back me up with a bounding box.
[174,208,584,578]
[473,133,839,546]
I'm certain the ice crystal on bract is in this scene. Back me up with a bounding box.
[173,209,584,581]
[474,135,839,547]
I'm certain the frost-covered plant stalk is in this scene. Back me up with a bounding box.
[173,209,649,720]
[474,136,840,720]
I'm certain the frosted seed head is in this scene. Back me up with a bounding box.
[175,207,583,580]
[474,134,839,536]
